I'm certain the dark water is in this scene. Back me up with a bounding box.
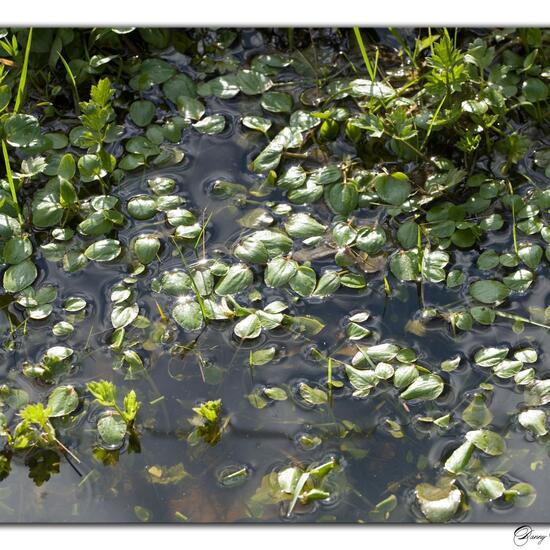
[1,30,550,523]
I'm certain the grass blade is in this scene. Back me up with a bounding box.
[13,28,32,114]
[353,27,376,81]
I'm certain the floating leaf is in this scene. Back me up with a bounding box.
[47,385,79,417]
[465,429,505,456]
[400,374,444,402]
[518,409,548,437]
[111,303,139,329]
[469,280,510,304]
[84,239,121,262]
[97,414,126,448]
[215,264,253,296]
[173,301,203,331]
[416,479,462,523]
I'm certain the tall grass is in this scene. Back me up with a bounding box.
[353,27,377,81]
[13,28,33,114]
[58,51,80,115]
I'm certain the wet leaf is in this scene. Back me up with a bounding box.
[215,264,253,296]
[111,303,139,329]
[234,313,262,339]
[400,374,444,402]
[173,301,203,331]
[416,479,462,523]
[465,429,505,456]
[469,280,510,304]
[84,239,121,262]
[518,409,547,437]
[97,414,126,448]
[47,385,79,417]
[3,259,37,293]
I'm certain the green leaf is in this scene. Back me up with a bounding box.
[400,374,444,401]
[129,100,156,127]
[242,116,272,133]
[177,96,205,121]
[312,271,341,297]
[518,409,548,437]
[416,480,462,523]
[518,243,543,269]
[265,257,298,288]
[87,380,116,407]
[441,356,461,372]
[477,476,505,501]
[261,91,292,113]
[133,235,160,264]
[474,346,509,367]
[193,114,226,135]
[4,114,40,147]
[97,414,126,448]
[360,343,400,362]
[128,195,156,219]
[47,385,79,417]
[470,304,496,323]
[356,227,386,254]
[397,220,419,249]
[250,346,276,366]
[462,394,493,428]
[299,383,328,405]
[84,239,121,262]
[197,75,239,99]
[236,69,272,95]
[469,280,510,304]
[173,301,203,331]
[345,365,378,397]
[32,187,63,228]
[465,429,505,456]
[289,266,317,297]
[390,250,419,281]
[111,303,139,329]
[444,441,475,474]
[215,263,253,296]
[234,313,262,339]
[514,348,538,363]
[3,236,33,264]
[3,259,37,293]
[374,172,411,206]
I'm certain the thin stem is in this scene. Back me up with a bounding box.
[1,140,22,223]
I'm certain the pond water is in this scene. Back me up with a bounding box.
[1,27,550,523]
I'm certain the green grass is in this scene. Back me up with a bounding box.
[13,28,33,114]
[57,51,80,115]
[353,27,377,81]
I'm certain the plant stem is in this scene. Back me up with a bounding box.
[1,140,22,223]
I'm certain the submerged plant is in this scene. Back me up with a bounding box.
[87,380,140,449]
[187,399,224,446]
